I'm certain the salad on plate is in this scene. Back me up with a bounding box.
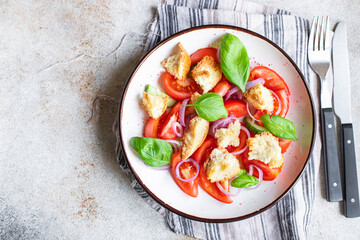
[129,33,297,204]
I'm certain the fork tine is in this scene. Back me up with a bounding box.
[314,16,321,51]
[320,16,326,50]
[324,16,331,49]
[308,17,317,51]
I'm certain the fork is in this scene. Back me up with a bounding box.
[308,16,343,202]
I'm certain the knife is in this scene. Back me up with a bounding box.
[333,21,360,218]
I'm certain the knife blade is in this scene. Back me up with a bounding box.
[333,21,360,218]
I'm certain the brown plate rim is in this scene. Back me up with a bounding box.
[118,24,316,223]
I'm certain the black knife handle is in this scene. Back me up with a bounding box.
[321,108,343,201]
[342,123,360,218]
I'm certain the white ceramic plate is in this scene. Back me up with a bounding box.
[119,25,315,222]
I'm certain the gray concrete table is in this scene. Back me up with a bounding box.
[1,0,359,239]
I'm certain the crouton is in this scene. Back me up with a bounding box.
[161,43,191,81]
[244,83,274,112]
[247,132,284,168]
[191,56,222,93]
[181,116,209,160]
[215,120,241,148]
[205,148,240,183]
[141,92,168,119]
[185,92,201,115]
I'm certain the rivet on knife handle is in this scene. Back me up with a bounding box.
[342,123,360,218]
[321,108,343,202]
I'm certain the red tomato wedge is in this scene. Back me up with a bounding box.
[252,88,289,121]
[190,47,218,65]
[192,136,217,165]
[199,166,233,204]
[171,152,199,197]
[224,99,248,118]
[279,138,292,153]
[144,113,166,138]
[241,149,283,181]
[159,102,181,139]
[249,66,290,94]
[226,126,249,154]
[210,76,231,97]
[192,136,232,203]
[248,66,290,118]
[163,73,199,101]
[273,89,289,117]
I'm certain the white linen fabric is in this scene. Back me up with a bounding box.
[115,0,321,239]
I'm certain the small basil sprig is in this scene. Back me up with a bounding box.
[231,174,260,188]
[186,92,228,121]
[260,114,298,140]
[129,137,173,167]
[220,33,250,93]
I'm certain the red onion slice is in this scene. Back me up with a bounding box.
[268,89,282,116]
[216,181,241,197]
[246,102,262,123]
[231,126,251,156]
[185,113,197,126]
[164,139,181,153]
[210,113,237,135]
[224,86,240,100]
[144,162,171,170]
[237,90,243,100]
[175,158,200,182]
[172,122,183,137]
[179,98,189,127]
[245,78,265,91]
[246,164,263,189]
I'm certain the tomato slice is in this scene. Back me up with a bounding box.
[144,113,166,138]
[226,126,249,153]
[199,166,233,204]
[252,88,289,121]
[279,138,292,153]
[241,149,283,181]
[163,73,199,101]
[249,66,290,94]
[248,66,290,118]
[192,136,217,165]
[210,76,231,97]
[274,89,289,117]
[190,47,218,65]
[224,99,247,118]
[159,102,181,139]
[171,152,199,197]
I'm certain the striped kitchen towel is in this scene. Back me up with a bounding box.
[115,0,321,239]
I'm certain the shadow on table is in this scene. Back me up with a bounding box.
[91,36,145,186]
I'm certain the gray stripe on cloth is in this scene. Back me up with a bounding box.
[115,1,321,239]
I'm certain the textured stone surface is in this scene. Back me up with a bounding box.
[0,0,359,239]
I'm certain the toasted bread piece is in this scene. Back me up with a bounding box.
[215,120,241,148]
[185,92,201,115]
[181,116,209,160]
[191,56,222,93]
[141,92,168,119]
[244,83,274,112]
[247,132,284,168]
[205,148,240,183]
[161,43,191,81]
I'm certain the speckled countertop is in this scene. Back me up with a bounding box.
[1,0,359,239]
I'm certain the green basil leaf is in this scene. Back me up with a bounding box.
[260,114,298,140]
[238,169,247,176]
[220,33,250,93]
[186,92,228,121]
[231,174,260,188]
[129,137,173,167]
